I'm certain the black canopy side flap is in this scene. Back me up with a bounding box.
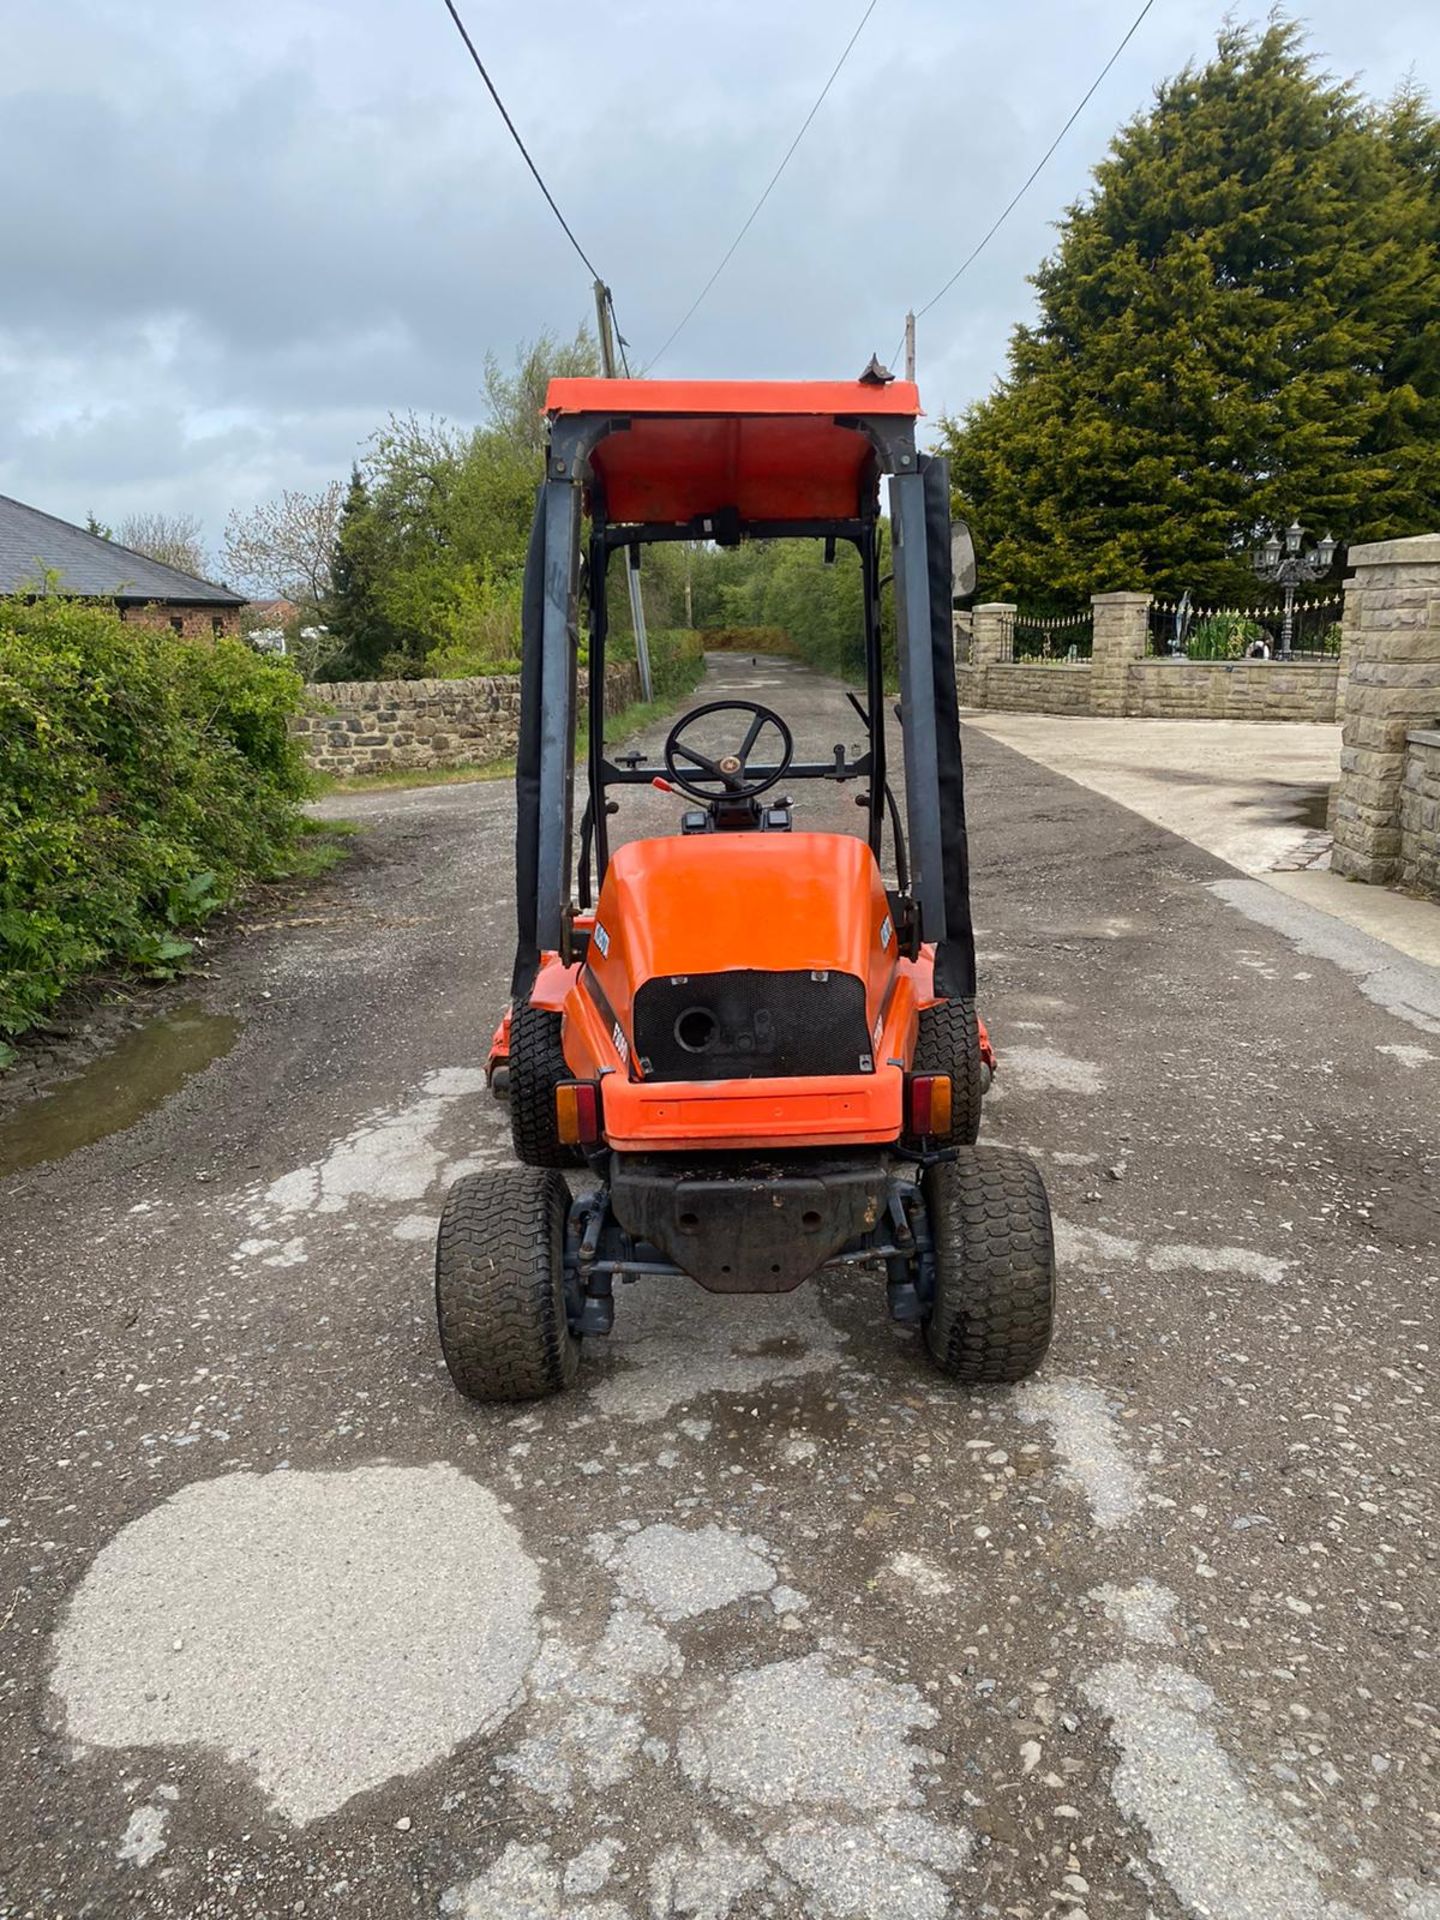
[891,470,946,947]
[511,485,547,1001]
[919,451,976,999]
[534,479,582,954]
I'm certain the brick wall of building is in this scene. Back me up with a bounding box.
[290,664,642,777]
[118,602,243,638]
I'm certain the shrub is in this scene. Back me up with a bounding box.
[0,597,311,1039]
[420,567,525,680]
[1185,613,1266,660]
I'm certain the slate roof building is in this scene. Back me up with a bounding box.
[0,494,245,636]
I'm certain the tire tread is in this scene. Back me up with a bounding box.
[435,1168,579,1401]
[510,1001,583,1168]
[923,1144,1054,1384]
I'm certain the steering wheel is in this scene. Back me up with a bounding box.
[663,700,794,803]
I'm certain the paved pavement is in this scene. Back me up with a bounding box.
[2,657,1438,1920]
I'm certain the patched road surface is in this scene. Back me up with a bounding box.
[2,658,1437,1920]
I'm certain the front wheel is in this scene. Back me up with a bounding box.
[922,1145,1054,1384]
[435,1167,580,1402]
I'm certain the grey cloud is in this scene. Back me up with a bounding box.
[2,0,1435,543]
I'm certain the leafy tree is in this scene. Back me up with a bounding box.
[85,512,113,540]
[325,331,601,679]
[940,21,1440,602]
[222,482,344,620]
[116,511,209,579]
[482,325,599,457]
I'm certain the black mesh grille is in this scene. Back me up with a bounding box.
[632,969,872,1082]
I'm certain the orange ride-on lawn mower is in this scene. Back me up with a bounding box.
[435,376,1055,1402]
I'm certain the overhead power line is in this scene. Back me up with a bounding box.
[438,0,606,285]
[896,0,1158,367]
[647,0,882,373]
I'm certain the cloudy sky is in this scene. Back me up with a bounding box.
[3,0,1434,558]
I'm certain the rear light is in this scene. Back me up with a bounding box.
[906,1073,952,1138]
[555,1080,603,1146]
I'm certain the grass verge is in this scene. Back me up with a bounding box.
[264,817,363,880]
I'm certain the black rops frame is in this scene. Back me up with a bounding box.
[510,408,977,1006]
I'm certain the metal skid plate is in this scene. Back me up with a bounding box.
[608,1153,888,1293]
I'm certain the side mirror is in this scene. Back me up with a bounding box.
[950,519,977,601]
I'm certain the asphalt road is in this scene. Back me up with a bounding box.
[2,657,1437,1920]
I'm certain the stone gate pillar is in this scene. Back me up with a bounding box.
[1089,591,1151,717]
[966,603,1014,709]
[1331,534,1440,885]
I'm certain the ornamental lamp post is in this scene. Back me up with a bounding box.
[1251,520,1337,658]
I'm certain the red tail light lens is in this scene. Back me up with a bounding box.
[555,1080,602,1146]
[906,1073,952,1137]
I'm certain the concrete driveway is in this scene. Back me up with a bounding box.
[2,658,1437,1920]
[961,710,1341,876]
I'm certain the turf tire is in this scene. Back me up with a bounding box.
[435,1167,580,1402]
[922,1145,1055,1384]
[510,999,584,1168]
[912,998,983,1146]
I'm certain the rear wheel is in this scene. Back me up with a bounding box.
[922,1145,1054,1384]
[510,999,584,1168]
[435,1167,580,1401]
[912,998,983,1146]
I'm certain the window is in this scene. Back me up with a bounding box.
[170,615,184,635]
[212,615,226,637]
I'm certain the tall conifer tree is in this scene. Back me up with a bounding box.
[942,21,1440,601]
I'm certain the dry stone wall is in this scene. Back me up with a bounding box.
[290,664,640,777]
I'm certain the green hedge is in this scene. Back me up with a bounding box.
[694,626,795,656]
[0,598,311,1040]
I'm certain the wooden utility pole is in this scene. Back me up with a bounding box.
[593,280,652,699]
[593,279,618,379]
[904,310,916,383]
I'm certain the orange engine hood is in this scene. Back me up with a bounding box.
[591,833,890,1005]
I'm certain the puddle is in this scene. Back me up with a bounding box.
[1290,784,1332,831]
[0,1005,240,1176]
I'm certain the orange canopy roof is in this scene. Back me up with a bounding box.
[545,377,921,528]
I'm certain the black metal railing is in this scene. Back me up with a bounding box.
[998,608,1094,665]
[1147,593,1344,661]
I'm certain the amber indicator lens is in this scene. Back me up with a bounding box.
[555,1081,602,1145]
[906,1073,952,1136]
